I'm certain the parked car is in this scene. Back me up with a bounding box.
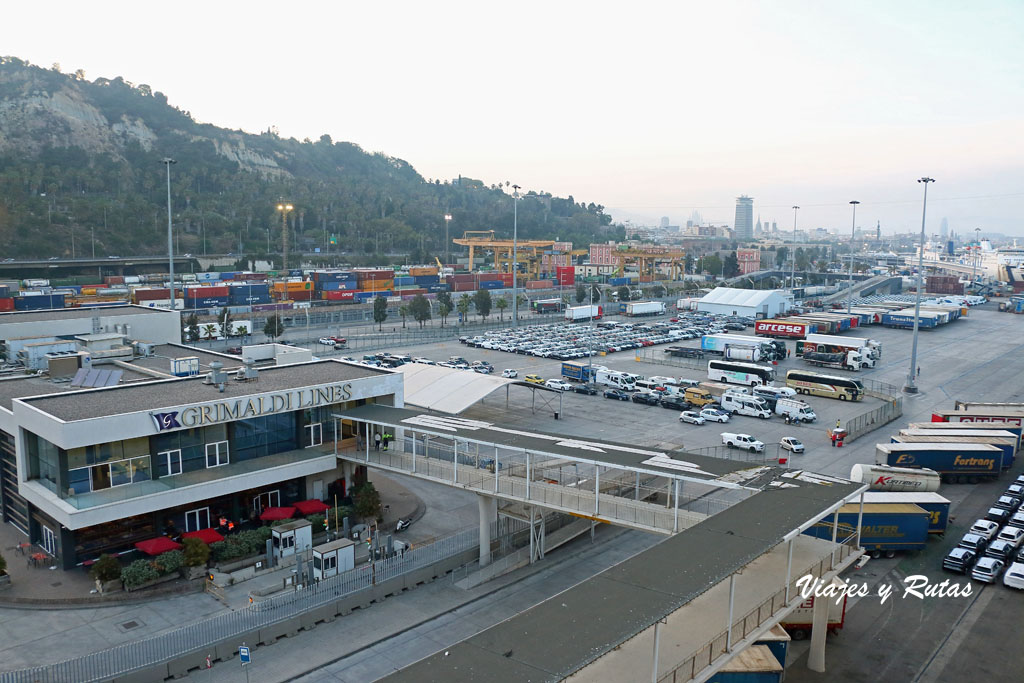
[572,384,598,395]
[971,557,1005,583]
[659,396,690,411]
[1003,562,1024,589]
[631,392,661,406]
[721,433,765,452]
[226,346,242,354]
[958,532,989,556]
[679,410,706,425]
[524,374,544,385]
[545,379,573,391]
[996,525,1024,548]
[986,539,1018,563]
[700,408,730,423]
[942,547,976,574]
[994,496,1022,513]
[780,437,805,453]
[970,519,1000,541]
[986,507,1011,525]
[501,369,518,378]
[318,337,335,345]
[604,389,631,401]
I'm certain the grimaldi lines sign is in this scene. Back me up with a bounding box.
[150,383,355,431]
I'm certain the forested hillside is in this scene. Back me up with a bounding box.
[0,57,617,261]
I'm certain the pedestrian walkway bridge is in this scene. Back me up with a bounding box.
[334,404,770,536]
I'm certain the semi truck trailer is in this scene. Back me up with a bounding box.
[875,442,1004,483]
[850,464,942,493]
[803,503,931,558]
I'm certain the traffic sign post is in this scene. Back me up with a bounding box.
[239,644,251,683]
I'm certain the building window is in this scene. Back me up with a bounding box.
[185,507,210,532]
[232,413,298,462]
[26,432,60,493]
[252,490,280,513]
[205,441,229,468]
[68,455,152,494]
[304,423,323,448]
[159,450,183,477]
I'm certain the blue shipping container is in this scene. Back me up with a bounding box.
[609,277,630,286]
[427,283,450,292]
[14,294,66,311]
[414,275,440,286]
[479,280,504,289]
[394,276,415,286]
[186,296,230,308]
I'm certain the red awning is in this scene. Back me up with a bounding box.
[293,499,330,515]
[134,537,183,556]
[259,506,297,522]
[181,528,225,545]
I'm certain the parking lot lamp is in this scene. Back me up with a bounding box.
[903,177,934,394]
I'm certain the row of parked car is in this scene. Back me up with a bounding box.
[943,474,1024,588]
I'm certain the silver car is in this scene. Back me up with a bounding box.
[970,557,1005,584]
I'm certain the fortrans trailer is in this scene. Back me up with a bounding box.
[875,442,1004,483]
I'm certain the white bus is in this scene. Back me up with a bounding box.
[707,360,776,387]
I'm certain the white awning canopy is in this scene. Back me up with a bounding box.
[398,363,547,414]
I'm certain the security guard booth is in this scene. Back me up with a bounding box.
[312,538,355,580]
[272,519,312,560]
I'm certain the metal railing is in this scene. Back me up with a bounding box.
[660,539,859,682]
[634,347,707,371]
[0,522,493,683]
[844,396,903,442]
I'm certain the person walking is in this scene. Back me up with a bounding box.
[835,418,841,430]
[917,366,921,378]
[374,431,381,451]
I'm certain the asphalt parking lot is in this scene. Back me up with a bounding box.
[366,302,1024,681]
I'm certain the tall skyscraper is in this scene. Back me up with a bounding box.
[940,217,949,239]
[755,214,762,235]
[734,196,754,241]
[660,216,670,228]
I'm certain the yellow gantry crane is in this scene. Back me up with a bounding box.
[452,230,556,279]
[611,248,688,281]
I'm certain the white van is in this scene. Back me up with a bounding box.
[721,393,772,419]
[775,397,817,422]
[635,379,667,392]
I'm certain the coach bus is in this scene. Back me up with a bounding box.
[785,369,864,401]
[707,360,776,386]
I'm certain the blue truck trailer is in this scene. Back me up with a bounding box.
[803,503,931,558]
[560,361,595,382]
[861,492,951,534]
[876,442,1004,483]
[891,433,1016,469]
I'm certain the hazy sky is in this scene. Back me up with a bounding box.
[3,1,1022,234]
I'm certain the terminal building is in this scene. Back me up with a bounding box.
[0,306,402,569]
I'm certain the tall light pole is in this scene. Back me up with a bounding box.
[847,200,860,313]
[277,203,294,270]
[444,213,452,267]
[973,227,981,289]
[904,177,934,394]
[162,158,176,309]
[790,205,800,289]
[511,185,521,327]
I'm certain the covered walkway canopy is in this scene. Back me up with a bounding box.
[397,363,560,415]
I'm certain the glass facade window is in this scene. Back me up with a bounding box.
[69,455,152,493]
[152,426,225,477]
[26,431,60,493]
[232,413,298,462]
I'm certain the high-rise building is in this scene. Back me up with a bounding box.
[660,216,670,228]
[734,196,754,240]
[940,217,949,238]
[755,215,762,235]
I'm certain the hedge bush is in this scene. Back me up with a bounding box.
[121,559,160,588]
[90,554,121,582]
[0,552,6,576]
[154,550,184,575]
[210,527,272,563]
[307,513,326,530]
[182,537,210,567]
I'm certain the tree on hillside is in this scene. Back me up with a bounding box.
[373,297,388,331]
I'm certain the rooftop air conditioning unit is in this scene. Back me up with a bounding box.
[136,342,157,357]
[234,358,259,382]
[203,361,229,388]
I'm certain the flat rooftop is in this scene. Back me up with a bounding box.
[338,403,765,483]
[384,476,861,682]
[127,344,253,375]
[21,360,393,422]
[0,305,173,325]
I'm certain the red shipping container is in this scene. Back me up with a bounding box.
[0,298,14,312]
[478,273,502,282]
[133,288,170,301]
[324,290,356,301]
[556,266,575,286]
[288,290,314,301]
[186,285,229,298]
[450,274,475,283]
[353,269,395,281]
[498,273,514,286]
[104,275,125,286]
[452,282,476,292]
[525,279,554,289]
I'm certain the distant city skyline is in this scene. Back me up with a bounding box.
[1,1,1021,234]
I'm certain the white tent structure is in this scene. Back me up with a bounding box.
[398,363,560,415]
[696,288,793,318]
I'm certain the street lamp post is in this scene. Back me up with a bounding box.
[973,227,981,290]
[277,203,294,270]
[511,185,520,327]
[904,177,934,394]
[162,158,176,309]
[847,200,860,313]
[444,213,452,268]
[790,206,800,289]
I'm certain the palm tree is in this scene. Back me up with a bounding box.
[201,324,217,340]
[439,302,451,326]
[399,304,409,329]
[457,295,470,323]
[495,296,508,321]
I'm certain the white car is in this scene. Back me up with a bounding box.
[700,408,730,423]
[545,379,573,391]
[997,526,1024,548]
[969,519,1000,542]
[679,410,706,425]
[1003,562,1024,590]
[780,437,805,453]
[501,369,518,378]
[971,557,1005,584]
[318,337,334,346]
